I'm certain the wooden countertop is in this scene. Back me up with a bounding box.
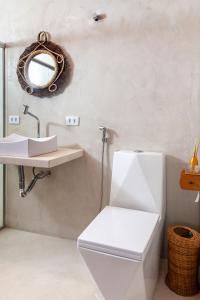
[0,147,84,168]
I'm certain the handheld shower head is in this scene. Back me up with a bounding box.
[99,126,106,133]
[23,104,29,115]
[99,126,107,143]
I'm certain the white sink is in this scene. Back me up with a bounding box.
[0,134,57,157]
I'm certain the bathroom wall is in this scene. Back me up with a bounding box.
[0,1,199,248]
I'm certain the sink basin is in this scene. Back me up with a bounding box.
[0,134,57,157]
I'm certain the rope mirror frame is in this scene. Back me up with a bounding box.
[17,31,72,98]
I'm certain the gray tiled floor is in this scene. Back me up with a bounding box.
[0,228,199,300]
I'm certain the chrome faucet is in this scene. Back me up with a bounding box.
[23,105,40,138]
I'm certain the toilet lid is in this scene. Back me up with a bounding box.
[78,206,160,261]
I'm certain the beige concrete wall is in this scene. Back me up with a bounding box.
[0,1,199,243]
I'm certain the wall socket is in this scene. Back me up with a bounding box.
[8,115,20,125]
[65,116,80,126]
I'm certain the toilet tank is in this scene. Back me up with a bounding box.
[110,151,166,219]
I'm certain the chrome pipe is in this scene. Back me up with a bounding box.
[23,105,41,138]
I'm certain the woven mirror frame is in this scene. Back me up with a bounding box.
[17,31,72,98]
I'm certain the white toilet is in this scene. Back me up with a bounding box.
[77,151,166,300]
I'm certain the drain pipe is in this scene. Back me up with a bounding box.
[18,165,51,197]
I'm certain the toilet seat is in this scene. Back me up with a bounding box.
[78,206,160,261]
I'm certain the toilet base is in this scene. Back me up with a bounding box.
[79,225,162,300]
[79,247,159,300]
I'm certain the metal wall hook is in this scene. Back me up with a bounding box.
[37,31,49,43]
[92,12,107,22]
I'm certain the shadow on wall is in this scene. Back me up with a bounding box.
[46,122,68,138]
[162,155,200,257]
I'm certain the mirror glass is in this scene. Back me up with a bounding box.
[26,52,57,88]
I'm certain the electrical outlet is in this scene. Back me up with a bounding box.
[8,115,20,125]
[65,116,80,126]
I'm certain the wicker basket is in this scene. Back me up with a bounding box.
[166,225,200,297]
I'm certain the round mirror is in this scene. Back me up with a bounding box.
[17,32,72,97]
[25,50,58,89]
